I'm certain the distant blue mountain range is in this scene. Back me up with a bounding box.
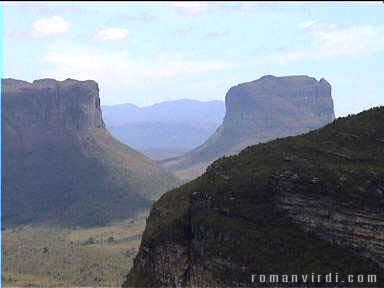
[102,99,225,160]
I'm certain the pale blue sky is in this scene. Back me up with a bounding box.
[2,2,384,116]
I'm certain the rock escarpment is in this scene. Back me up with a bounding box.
[4,78,105,130]
[2,78,180,227]
[124,107,384,287]
[160,75,335,180]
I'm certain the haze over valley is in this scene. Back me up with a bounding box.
[102,99,225,160]
[2,2,384,287]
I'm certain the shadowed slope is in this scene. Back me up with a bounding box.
[2,78,180,227]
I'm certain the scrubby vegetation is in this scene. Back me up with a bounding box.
[2,212,147,287]
[125,107,384,286]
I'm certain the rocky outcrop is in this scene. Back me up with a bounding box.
[124,107,384,287]
[4,78,104,130]
[273,171,384,268]
[2,78,180,227]
[160,75,335,180]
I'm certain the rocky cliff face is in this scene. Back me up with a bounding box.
[160,75,335,180]
[2,78,180,227]
[124,107,384,287]
[4,78,104,130]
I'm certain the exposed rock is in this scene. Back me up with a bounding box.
[160,75,335,180]
[124,107,384,287]
[2,78,180,227]
[4,78,104,130]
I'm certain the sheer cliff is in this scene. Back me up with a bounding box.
[161,75,335,180]
[2,78,180,227]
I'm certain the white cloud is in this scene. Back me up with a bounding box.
[43,48,230,81]
[167,2,210,15]
[40,46,232,104]
[299,20,319,29]
[307,22,384,57]
[95,28,129,42]
[206,31,229,38]
[32,16,70,37]
[166,2,257,15]
[261,22,384,65]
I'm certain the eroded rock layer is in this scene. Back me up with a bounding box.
[125,107,384,287]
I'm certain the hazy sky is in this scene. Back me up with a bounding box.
[3,1,384,116]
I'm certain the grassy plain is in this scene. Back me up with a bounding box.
[2,212,148,287]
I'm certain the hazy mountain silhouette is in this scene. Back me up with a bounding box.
[102,99,225,160]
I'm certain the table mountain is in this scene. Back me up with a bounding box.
[2,78,180,227]
[124,106,384,287]
[160,75,335,180]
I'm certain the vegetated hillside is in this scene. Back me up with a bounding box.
[2,78,180,227]
[102,99,225,160]
[124,106,384,287]
[160,75,335,180]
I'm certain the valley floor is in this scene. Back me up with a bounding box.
[2,212,148,287]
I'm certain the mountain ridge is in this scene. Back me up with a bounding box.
[2,78,180,227]
[101,99,225,160]
[160,75,335,180]
[124,106,384,287]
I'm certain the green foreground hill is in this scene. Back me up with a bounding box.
[125,106,384,287]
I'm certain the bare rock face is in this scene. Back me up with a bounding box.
[160,75,335,180]
[224,75,334,140]
[4,78,104,130]
[2,78,180,227]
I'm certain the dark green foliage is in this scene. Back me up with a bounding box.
[125,107,384,287]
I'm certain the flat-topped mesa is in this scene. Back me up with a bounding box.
[224,75,334,132]
[2,78,180,227]
[160,75,335,181]
[2,78,104,130]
